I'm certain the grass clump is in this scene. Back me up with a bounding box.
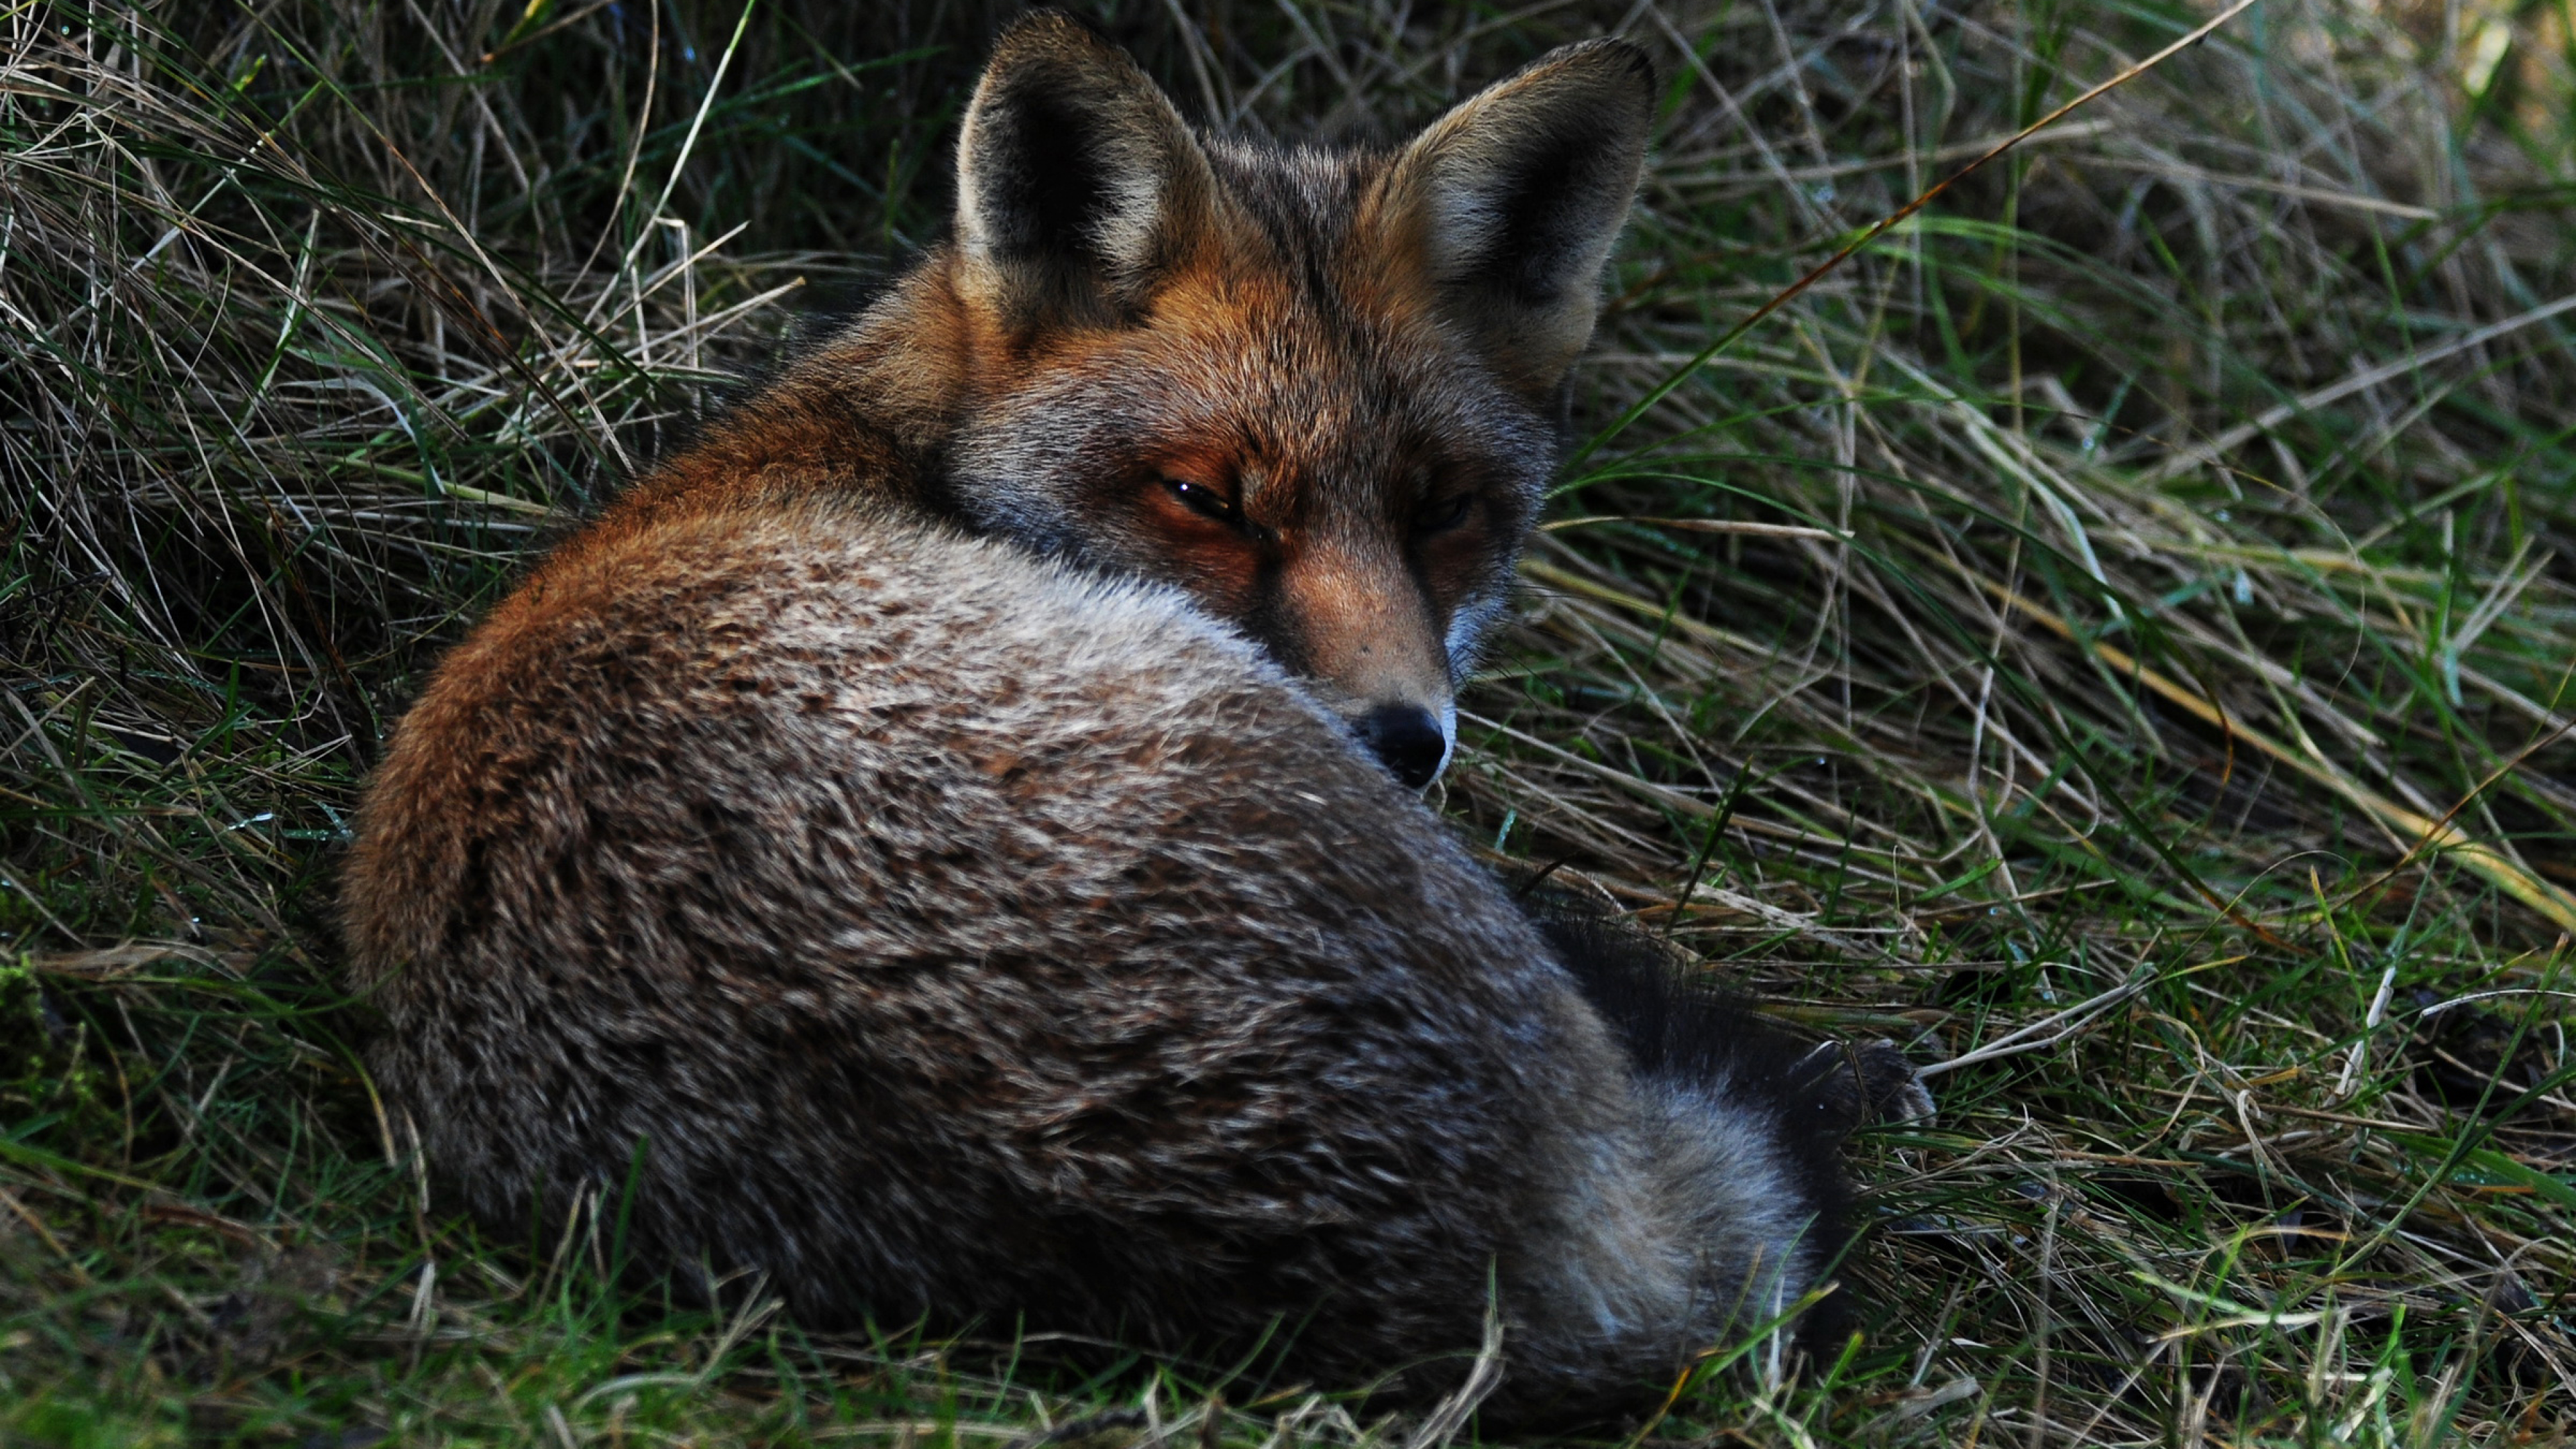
[4,1,2573,1444]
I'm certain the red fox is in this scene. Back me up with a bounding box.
[341,12,1923,1419]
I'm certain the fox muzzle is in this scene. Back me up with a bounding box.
[1350,702,1452,790]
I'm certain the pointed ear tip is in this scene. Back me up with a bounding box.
[1504,38,1648,138]
[1537,37,1660,109]
[993,7,1091,41]
[985,7,1125,69]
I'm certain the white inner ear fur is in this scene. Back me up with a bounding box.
[1380,42,1654,390]
[956,111,1171,276]
[1089,140,1178,283]
[951,28,1216,308]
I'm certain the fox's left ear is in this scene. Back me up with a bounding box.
[1373,40,1656,398]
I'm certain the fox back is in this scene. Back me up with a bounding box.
[341,14,1919,1420]
[345,499,1892,1415]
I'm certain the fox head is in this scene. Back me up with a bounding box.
[935,13,1654,788]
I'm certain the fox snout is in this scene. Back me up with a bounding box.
[1306,651,1458,791]
[1351,702,1450,790]
[1274,549,1465,788]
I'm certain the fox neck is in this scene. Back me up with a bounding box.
[590,257,984,543]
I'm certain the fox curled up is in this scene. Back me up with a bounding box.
[339,10,1930,1424]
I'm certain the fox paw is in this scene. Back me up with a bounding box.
[1855,1039,1936,1127]
[1801,1038,1936,1135]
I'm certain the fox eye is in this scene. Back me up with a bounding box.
[1415,494,1474,533]
[1163,476,1242,525]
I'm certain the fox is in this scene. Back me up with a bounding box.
[340,11,1927,1421]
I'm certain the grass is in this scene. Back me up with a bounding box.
[4,0,2573,1443]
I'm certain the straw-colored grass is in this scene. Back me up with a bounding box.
[3,1,2571,1444]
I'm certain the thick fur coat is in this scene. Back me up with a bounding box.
[341,13,1921,1420]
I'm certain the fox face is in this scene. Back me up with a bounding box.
[932,16,1654,787]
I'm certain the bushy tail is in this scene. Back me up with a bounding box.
[1516,879,1929,1355]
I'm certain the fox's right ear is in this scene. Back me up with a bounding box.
[1374,40,1656,399]
[954,11,1220,329]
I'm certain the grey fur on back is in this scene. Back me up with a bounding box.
[341,500,1839,1413]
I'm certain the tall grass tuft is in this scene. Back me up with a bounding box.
[3,1,2571,1443]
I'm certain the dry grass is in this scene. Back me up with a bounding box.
[3,1,2573,1444]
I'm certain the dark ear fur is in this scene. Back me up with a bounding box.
[1376,40,1656,396]
[954,11,1219,328]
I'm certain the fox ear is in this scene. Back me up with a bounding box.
[1375,40,1655,397]
[954,12,1219,327]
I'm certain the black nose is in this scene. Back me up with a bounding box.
[1353,704,1449,790]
